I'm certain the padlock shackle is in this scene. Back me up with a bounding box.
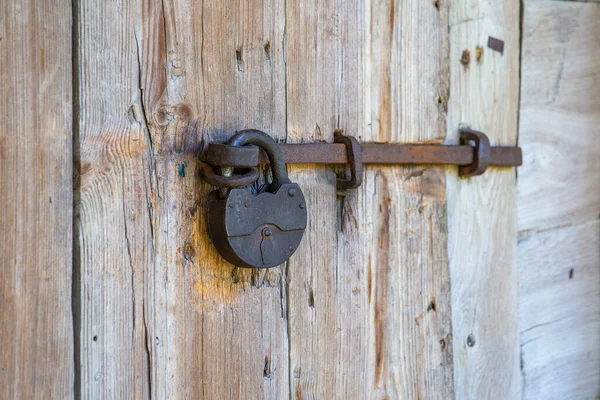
[228,129,291,191]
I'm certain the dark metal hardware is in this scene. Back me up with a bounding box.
[205,130,307,268]
[200,128,521,268]
[334,134,363,190]
[226,129,291,192]
[203,142,259,167]
[459,128,490,177]
[256,140,521,168]
[201,128,521,189]
[199,162,259,188]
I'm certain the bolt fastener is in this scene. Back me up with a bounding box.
[466,334,476,347]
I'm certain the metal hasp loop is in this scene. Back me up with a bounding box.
[334,135,363,190]
[459,128,491,177]
[228,129,291,192]
[203,142,259,168]
[199,162,259,188]
[200,140,261,188]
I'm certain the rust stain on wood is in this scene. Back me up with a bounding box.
[460,49,471,66]
[295,383,303,400]
[475,45,484,62]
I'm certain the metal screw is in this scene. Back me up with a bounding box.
[288,188,296,197]
[299,202,305,209]
[263,228,272,237]
[466,334,476,347]
[244,201,249,208]
[288,245,294,252]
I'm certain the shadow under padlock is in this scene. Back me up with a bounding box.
[201,129,307,268]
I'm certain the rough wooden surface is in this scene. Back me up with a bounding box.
[446,0,522,398]
[286,0,453,398]
[518,2,600,398]
[518,0,600,233]
[0,0,74,398]
[75,0,456,398]
[75,0,289,398]
[518,221,600,399]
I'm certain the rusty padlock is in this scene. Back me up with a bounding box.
[206,130,307,268]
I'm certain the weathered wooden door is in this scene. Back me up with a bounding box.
[1,0,521,398]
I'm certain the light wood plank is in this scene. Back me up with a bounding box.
[75,2,152,395]
[446,0,522,397]
[518,220,600,399]
[285,2,368,397]
[364,1,453,397]
[0,0,74,398]
[286,0,454,398]
[76,0,288,398]
[518,2,600,398]
[518,0,600,233]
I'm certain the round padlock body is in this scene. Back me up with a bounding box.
[207,183,307,268]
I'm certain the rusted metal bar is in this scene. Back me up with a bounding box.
[258,142,521,167]
[200,130,522,190]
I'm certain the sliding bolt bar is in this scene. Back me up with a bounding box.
[200,129,522,190]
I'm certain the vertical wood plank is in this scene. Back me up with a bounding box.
[75,2,151,396]
[0,0,74,398]
[285,2,363,397]
[518,221,600,399]
[76,0,287,398]
[286,0,453,398]
[446,0,521,397]
[518,0,600,233]
[518,2,600,398]
[364,0,453,398]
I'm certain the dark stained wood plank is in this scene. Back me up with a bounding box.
[0,0,74,398]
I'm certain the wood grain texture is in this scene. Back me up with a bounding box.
[75,0,288,398]
[0,0,74,398]
[77,0,454,397]
[518,2,600,398]
[518,0,600,233]
[446,0,522,398]
[518,220,600,400]
[286,0,453,398]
